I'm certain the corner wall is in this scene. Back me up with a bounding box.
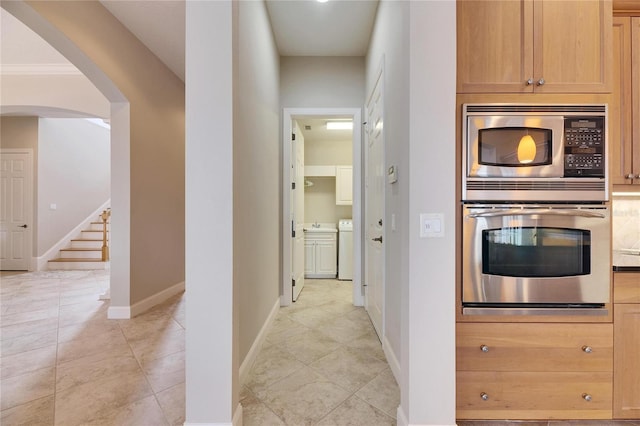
[234,0,281,368]
[12,1,186,310]
[366,1,457,424]
[37,118,110,256]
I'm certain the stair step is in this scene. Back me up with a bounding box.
[81,230,107,237]
[48,258,109,271]
[58,248,103,259]
[70,239,103,249]
[87,222,110,231]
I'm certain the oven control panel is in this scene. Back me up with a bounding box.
[563,116,605,177]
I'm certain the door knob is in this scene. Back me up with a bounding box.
[19,224,28,228]
[372,236,383,243]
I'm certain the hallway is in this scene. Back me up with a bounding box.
[242,279,399,425]
[0,271,398,425]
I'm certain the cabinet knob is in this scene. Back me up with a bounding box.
[537,78,545,86]
[582,345,593,353]
[582,393,592,402]
[526,78,534,86]
[480,345,489,352]
[636,174,640,179]
[626,174,635,179]
[480,392,489,401]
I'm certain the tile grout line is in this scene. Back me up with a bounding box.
[118,310,174,426]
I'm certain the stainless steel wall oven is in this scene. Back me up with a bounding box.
[462,204,610,315]
[461,104,611,315]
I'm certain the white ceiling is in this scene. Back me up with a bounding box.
[1,0,378,84]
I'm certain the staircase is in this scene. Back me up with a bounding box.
[48,210,110,270]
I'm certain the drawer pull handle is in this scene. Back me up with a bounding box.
[582,393,592,402]
[480,345,489,352]
[582,345,593,353]
[480,392,489,401]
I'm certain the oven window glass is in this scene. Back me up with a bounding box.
[482,227,590,277]
[478,127,552,167]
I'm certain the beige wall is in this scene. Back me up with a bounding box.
[20,1,185,306]
[234,1,281,365]
[1,74,109,118]
[37,118,110,256]
[1,116,38,150]
[280,56,365,108]
[304,136,353,224]
[305,138,352,166]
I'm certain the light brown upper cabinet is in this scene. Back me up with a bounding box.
[457,0,612,94]
[611,16,640,186]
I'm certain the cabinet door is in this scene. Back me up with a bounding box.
[457,0,534,93]
[633,17,640,182]
[316,240,337,276]
[611,17,634,185]
[335,166,353,205]
[611,17,640,186]
[533,0,612,93]
[304,240,315,275]
[614,304,640,418]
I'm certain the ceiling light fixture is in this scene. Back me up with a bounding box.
[326,121,353,130]
[317,0,329,3]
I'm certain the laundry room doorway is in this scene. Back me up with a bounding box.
[282,108,363,307]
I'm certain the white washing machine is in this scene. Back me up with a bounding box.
[338,219,353,280]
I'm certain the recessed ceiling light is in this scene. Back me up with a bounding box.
[317,0,329,3]
[326,121,353,130]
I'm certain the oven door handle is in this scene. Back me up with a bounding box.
[466,209,606,219]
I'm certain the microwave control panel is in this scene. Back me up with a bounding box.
[563,116,605,177]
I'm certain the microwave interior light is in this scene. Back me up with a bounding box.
[517,134,537,164]
[326,121,353,130]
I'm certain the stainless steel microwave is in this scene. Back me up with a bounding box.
[462,104,608,202]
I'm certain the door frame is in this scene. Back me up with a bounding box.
[0,148,34,271]
[282,107,363,307]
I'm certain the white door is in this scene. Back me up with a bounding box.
[0,150,33,270]
[291,121,305,301]
[365,70,385,338]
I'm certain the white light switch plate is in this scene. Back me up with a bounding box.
[420,213,444,238]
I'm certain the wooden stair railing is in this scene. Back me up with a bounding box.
[100,208,111,261]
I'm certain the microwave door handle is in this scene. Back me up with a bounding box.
[466,209,606,219]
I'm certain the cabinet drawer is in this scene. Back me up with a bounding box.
[457,371,613,419]
[614,273,640,303]
[457,323,613,372]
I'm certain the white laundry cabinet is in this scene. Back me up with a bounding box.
[304,230,337,278]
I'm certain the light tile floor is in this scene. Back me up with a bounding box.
[5,272,634,426]
[1,269,185,426]
[1,271,398,425]
[241,279,400,426]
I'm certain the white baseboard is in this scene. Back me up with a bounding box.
[396,404,457,426]
[107,305,131,319]
[397,406,408,426]
[239,297,280,385]
[107,280,185,319]
[383,334,401,386]
[182,403,242,426]
[36,200,111,271]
